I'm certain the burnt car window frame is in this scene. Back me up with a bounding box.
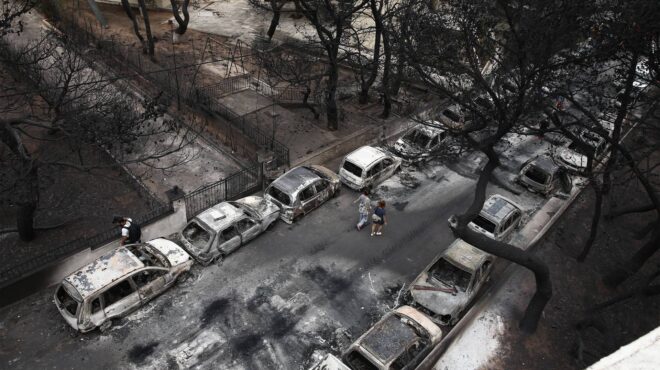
[236,217,258,233]
[299,184,317,202]
[102,279,137,308]
[131,268,168,290]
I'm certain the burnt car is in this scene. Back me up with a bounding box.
[54,239,193,332]
[467,194,523,241]
[517,155,572,197]
[265,165,341,223]
[175,196,280,265]
[307,354,350,370]
[339,306,443,370]
[555,130,608,173]
[409,239,494,326]
[393,124,448,162]
[339,146,402,191]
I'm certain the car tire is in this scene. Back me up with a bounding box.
[99,320,112,333]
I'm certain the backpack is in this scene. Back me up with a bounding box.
[126,222,142,243]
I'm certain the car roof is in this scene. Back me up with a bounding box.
[412,124,446,137]
[529,155,560,173]
[481,195,520,222]
[360,313,419,363]
[345,146,388,169]
[64,247,144,299]
[271,166,321,195]
[195,202,245,232]
[444,239,491,272]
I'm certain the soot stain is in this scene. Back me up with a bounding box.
[247,286,274,312]
[128,341,159,364]
[302,266,351,299]
[200,297,231,327]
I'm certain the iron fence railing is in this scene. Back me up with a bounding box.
[184,164,263,219]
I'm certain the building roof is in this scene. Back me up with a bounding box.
[345,146,388,169]
[444,239,491,272]
[64,247,144,299]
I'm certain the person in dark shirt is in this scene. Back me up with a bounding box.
[371,200,387,236]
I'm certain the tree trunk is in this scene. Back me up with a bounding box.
[326,60,339,131]
[267,0,283,41]
[380,26,392,118]
[358,0,383,105]
[17,202,36,241]
[121,0,147,53]
[450,148,552,333]
[578,182,603,262]
[137,0,155,57]
[170,0,190,39]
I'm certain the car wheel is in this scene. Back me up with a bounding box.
[99,320,112,333]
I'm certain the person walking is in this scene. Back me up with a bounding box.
[371,200,387,236]
[354,188,372,231]
[113,215,142,246]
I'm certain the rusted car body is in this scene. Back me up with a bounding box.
[339,146,402,191]
[517,155,572,197]
[264,165,341,223]
[409,239,494,326]
[175,195,280,265]
[340,306,443,370]
[307,354,350,370]
[467,194,523,241]
[555,130,607,173]
[393,124,448,162]
[54,238,193,332]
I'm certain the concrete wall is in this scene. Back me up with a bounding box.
[587,326,660,370]
[0,198,188,308]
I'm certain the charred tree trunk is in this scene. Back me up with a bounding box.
[326,60,340,131]
[358,0,383,105]
[380,26,392,118]
[450,147,552,333]
[137,0,155,56]
[170,0,190,42]
[302,86,319,119]
[121,0,147,53]
[267,0,285,41]
[578,181,603,262]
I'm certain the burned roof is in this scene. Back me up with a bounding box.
[481,195,520,222]
[444,239,491,272]
[361,314,419,363]
[345,146,388,169]
[196,202,244,232]
[415,123,446,137]
[271,166,321,195]
[64,247,144,299]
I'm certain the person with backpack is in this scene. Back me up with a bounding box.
[113,215,142,246]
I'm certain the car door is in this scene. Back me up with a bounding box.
[428,135,439,151]
[236,217,261,244]
[314,179,331,204]
[217,225,242,255]
[379,157,396,181]
[299,184,319,214]
[102,278,141,319]
[132,268,168,302]
[84,296,106,329]
[364,161,382,187]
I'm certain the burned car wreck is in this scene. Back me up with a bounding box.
[517,155,572,197]
[339,146,402,191]
[409,239,494,326]
[54,239,192,332]
[393,124,448,162]
[265,165,341,223]
[175,195,280,265]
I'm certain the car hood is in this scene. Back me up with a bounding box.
[234,196,280,220]
[410,272,470,317]
[558,148,587,169]
[148,238,192,267]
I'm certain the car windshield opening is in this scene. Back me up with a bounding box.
[472,215,497,234]
[127,244,169,267]
[567,141,594,156]
[524,166,550,185]
[443,109,461,122]
[268,186,292,206]
[343,160,363,177]
[344,350,378,370]
[430,258,472,293]
[403,130,431,148]
[56,285,79,316]
[181,221,212,254]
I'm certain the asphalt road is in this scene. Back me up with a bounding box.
[0,132,553,370]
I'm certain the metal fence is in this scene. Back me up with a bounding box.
[59,19,290,168]
[184,164,263,219]
[0,203,173,288]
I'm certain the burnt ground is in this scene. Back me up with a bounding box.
[498,136,660,369]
